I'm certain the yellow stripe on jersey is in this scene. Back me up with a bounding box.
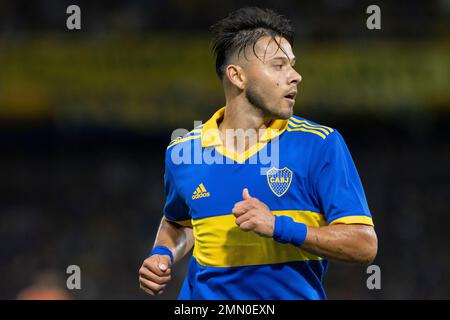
[289,118,334,134]
[167,134,201,149]
[288,121,332,136]
[192,210,327,267]
[286,126,327,139]
[163,216,193,227]
[167,126,203,149]
[329,215,374,226]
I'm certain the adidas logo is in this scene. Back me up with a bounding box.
[192,183,210,200]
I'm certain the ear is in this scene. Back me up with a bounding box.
[225,64,246,90]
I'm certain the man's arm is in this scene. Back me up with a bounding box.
[233,188,378,265]
[154,217,194,263]
[301,224,377,265]
[139,218,194,296]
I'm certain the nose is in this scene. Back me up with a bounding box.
[289,68,302,85]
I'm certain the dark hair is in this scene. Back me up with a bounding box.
[210,7,295,79]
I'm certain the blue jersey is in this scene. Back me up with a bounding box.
[163,107,374,300]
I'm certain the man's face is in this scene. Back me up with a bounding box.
[239,35,301,119]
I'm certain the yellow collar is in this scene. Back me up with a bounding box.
[201,107,289,148]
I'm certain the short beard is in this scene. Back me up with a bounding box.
[245,86,268,114]
[245,86,291,120]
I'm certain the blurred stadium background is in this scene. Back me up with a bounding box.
[0,0,449,299]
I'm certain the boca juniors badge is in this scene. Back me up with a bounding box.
[266,167,293,197]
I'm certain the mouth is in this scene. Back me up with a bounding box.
[284,91,297,102]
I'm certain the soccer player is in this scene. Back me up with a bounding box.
[139,7,378,299]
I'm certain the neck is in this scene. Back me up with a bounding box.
[218,95,274,152]
[219,96,273,132]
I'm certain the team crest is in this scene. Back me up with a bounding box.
[266,167,293,197]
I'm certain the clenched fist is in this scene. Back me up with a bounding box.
[139,254,172,296]
[232,188,275,238]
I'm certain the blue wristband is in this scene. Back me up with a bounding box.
[273,215,308,246]
[149,245,174,266]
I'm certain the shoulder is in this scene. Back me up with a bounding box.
[286,115,336,142]
[164,125,203,170]
[166,125,203,151]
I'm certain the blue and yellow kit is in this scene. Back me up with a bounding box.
[163,107,374,300]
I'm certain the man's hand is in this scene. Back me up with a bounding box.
[232,188,275,237]
[139,254,172,296]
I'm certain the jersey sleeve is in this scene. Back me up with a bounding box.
[311,130,374,226]
[162,151,192,227]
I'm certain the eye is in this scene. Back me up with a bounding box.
[275,64,283,70]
